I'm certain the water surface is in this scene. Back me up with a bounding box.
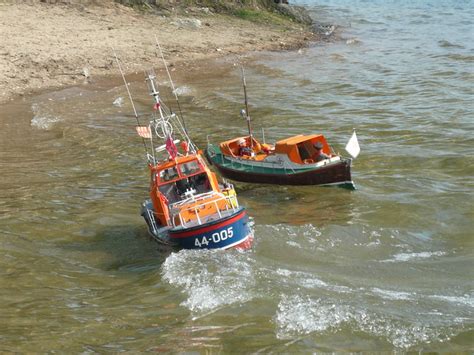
[0,0,473,351]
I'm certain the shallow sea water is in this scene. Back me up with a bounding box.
[1,0,473,351]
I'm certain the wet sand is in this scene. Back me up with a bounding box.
[0,1,314,104]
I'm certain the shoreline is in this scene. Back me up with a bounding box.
[0,1,318,104]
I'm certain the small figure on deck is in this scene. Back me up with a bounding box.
[312,141,330,162]
[238,138,253,157]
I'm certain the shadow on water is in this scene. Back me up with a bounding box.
[234,182,359,226]
[60,223,173,273]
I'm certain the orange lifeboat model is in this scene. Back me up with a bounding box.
[115,63,253,250]
[142,152,253,250]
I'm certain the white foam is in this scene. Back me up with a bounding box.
[31,114,61,130]
[372,287,415,300]
[112,97,124,107]
[161,250,255,313]
[66,302,82,309]
[30,103,61,130]
[286,240,302,248]
[173,86,192,96]
[275,295,351,336]
[428,294,474,308]
[274,295,457,348]
[346,38,362,45]
[383,251,446,262]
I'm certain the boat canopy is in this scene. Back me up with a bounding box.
[218,134,332,164]
[275,134,330,164]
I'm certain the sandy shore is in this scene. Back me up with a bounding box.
[0,1,315,103]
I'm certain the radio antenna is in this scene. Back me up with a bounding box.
[154,36,188,132]
[112,48,149,155]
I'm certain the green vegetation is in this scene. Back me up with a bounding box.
[233,8,293,25]
[114,0,310,25]
[234,8,265,21]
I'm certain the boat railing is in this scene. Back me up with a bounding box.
[144,205,160,236]
[314,156,341,167]
[169,191,239,228]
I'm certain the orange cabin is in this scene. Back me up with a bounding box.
[219,134,331,165]
[148,153,221,226]
[274,134,331,164]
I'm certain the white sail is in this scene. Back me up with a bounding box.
[345,131,360,159]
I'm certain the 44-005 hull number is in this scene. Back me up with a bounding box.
[195,227,234,248]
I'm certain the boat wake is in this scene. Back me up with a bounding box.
[274,294,461,349]
[159,221,473,349]
[161,249,256,313]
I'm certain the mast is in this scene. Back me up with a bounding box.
[145,69,166,129]
[154,36,198,154]
[241,66,253,149]
[144,69,197,157]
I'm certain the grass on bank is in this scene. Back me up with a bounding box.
[114,0,302,26]
[234,8,291,26]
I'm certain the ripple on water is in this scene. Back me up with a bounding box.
[274,268,352,294]
[431,53,474,63]
[438,40,465,49]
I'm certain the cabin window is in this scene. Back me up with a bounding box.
[179,160,201,176]
[159,183,180,204]
[160,167,179,182]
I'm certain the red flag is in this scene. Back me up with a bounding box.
[165,135,178,159]
[135,125,152,139]
[153,102,160,111]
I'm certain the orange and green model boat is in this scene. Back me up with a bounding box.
[205,68,359,189]
[206,134,355,189]
[115,58,253,250]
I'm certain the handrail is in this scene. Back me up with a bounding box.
[146,209,159,235]
[169,193,239,228]
[170,191,223,209]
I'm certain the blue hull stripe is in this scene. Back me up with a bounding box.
[169,210,252,249]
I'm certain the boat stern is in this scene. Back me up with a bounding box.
[168,207,253,250]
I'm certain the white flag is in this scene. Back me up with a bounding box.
[345,131,360,158]
[136,125,152,139]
